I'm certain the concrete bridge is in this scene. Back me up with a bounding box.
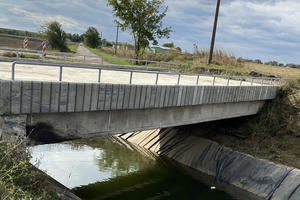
[0,61,279,142]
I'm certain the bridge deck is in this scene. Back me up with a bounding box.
[0,62,276,86]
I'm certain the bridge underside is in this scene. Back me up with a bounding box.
[26,101,264,143]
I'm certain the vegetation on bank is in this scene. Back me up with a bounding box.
[0,139,60,200]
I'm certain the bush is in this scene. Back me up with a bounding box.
[84,27,100,48]
[0,139,60,199]
[42,21,69,52]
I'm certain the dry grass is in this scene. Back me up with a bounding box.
[243,62,300,79]
[100,47,135,58]
[91,47,300,80]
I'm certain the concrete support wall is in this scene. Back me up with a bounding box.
[0,80,278,115]
[27,101,264,139]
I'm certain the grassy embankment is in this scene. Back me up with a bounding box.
[0,139,60,200]
[85,46,131,65]
[98,47,300,80]
[67,43,79,53]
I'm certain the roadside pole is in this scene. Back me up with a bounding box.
[208,0,221,65]
[115,25,119,55]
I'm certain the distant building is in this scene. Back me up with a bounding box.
[145,45,174,53]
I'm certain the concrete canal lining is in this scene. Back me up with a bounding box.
[119,128,300,200]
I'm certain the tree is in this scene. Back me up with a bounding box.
[42,21,68,52]
[163,42,175,48]
[107,0,172,59]
[84,27,100,48]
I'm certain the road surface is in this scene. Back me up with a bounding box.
[0,61,262,86]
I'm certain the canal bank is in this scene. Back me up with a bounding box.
[118,128,300,200]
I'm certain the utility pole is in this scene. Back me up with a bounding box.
[208,0,221,65]
[115,25,119,55]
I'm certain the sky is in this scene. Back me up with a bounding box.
[1,0,300,64]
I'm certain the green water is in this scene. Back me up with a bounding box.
[30,137,235,200]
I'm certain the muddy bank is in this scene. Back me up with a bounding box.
[118,128,300,200]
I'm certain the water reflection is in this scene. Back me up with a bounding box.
[30,136,234,200]
[29,137,155,188]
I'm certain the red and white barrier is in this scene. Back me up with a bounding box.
[42,41,47,57]
[23,38,28,49]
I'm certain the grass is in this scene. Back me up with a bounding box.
[85,46,131,65]
[2,52,40,59]
[97,47,300,80]
[0,138,61,200]
[68,43,79,53]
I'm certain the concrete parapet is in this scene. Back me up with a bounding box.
[0,80,278,115]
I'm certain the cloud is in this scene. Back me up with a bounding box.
[1,0,300,63]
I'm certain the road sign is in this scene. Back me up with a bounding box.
[23,38,28,49]
[42,41,47,57]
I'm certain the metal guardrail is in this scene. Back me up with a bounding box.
[11,61,282,86]
[0,47,179,70]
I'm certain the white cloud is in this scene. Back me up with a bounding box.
[8,5,84,31]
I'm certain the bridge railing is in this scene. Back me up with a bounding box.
[0,47,179,71]
[11,61,282,86]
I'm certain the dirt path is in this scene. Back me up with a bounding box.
[72,45,110,65]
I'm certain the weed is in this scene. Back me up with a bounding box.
[0,138,61,200]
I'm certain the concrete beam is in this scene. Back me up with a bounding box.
[26,101,264,140]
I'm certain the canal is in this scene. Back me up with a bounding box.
[29,137,235,200]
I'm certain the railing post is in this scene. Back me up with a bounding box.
[227,76,230,86]
[16,50,20,59]
[155,73,159,85]
[101,57,104,66]
[196,75,200,85]
[145,60,148,66]
[251,78,254,86]
[118,58,121,65]
[83,55,86,63]
[270,79,273,85]
[168,63,171,71]
[159,62,162,68]
[64,55,66,62]
[261,78,264,86]
[239,78,242,86]
[212,76,216,86]
[129,71,133,84]
[177,74,181,85]
[59,66,63,81]
[12,62,15,80]
[98,69,101,83]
